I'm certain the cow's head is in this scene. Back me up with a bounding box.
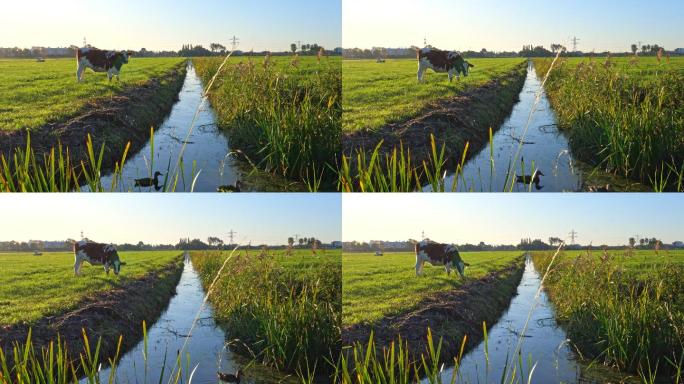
[463,60,474,77]
[446,245,468,277]
[122,51,133,64]
[104,244,126,275]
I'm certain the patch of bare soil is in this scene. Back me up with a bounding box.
[0,258,183,367]
[0,65,186,171]
[343,64,527,167]
[342,258,524,366]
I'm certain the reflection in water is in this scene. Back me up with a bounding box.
[98,63,239,192]
[86,253,288,384]
[439,62,582,192]
[428,256,639,384]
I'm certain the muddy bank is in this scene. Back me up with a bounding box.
[0,256,183,366]
[342,257,524,365]
[0,64,186,172]
[343,63,527,168]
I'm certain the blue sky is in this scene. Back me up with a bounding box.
[343,194,684,245]
[343,0,684,52]
[0,194,341,245]
[0,0,341,51]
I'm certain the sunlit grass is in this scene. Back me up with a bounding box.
[0,57,185,131]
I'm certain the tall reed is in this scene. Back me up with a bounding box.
[535,58,684,191]
[193,57,341,189]
[191,251,341,379]
[532,250,684,381]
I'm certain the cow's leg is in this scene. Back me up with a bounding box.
[74,258,82,276]
[448,69,453,82]
[104,264,110,275]
[446,263,451,275]
[76,63,85,82]
[417,63,425,83]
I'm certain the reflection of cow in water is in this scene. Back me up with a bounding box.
[415,240,469,277]
[73,240,126,276]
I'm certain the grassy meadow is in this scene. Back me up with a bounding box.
[0,250,182,326]
[193,55,341,188]
[532,249,684,380]
[535,56,684,191]
[191,248,341,378]
[342,58,526,131]
[0,57,185,131]
[343,251,523,326]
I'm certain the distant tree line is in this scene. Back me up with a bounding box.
[342,237,684,253]
[342,42,682,60]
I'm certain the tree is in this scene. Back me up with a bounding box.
[291,43,297,54]
[288,237,294,247]
[298,238,304,246]
[631,44,638,55]
[629,237,636,248]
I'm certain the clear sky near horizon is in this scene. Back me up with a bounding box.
[0,194,341,245]
[0,0,341,51]
[343,0,683,52]
[343,194,684,246]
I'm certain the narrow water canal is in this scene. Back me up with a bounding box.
[427,255,638,384]
[87,252,291,384]
[439,62,582,192]
[98,63,240,192]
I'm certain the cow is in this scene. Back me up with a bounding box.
[73,239,126,276]
[412,46,474,83]
[415,240,470,277]
[76,47,133,82]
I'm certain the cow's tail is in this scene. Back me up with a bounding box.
[410,46,422,59]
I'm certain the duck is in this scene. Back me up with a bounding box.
[217,180,242,193]
[218,369,242,383]
[587,184,611,192]
[515,170,544,190]
[134,171,163,188]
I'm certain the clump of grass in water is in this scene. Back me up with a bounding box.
[193,56,341,190]
[0,134,130,192]
[191,250,341,379]
[532,249,684,382]
[0,322,196,384]
[534,57,684,191]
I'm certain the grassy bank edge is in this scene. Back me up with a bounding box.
[339,63,528,191]
[0,254,184,368]
[341,255,525,369]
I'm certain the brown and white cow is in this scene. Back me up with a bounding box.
[415,240,469,277]
[412,46,474,82]
[73,239,126,276]
[76,47,133,82]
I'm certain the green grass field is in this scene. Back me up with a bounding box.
[532,249,684,379]
[343,251,523,326]
[0,57,185,131]
[342,58,526,131]
[193,55,341,188]
[535,56,684,191]
[0,250,182,325]
[191,248,341,377]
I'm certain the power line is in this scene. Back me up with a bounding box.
[569,229,578,244]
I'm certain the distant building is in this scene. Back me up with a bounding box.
[675,48,684,55]
[673,241,684,248]
[330,241,342,248]
[333,47,343,55]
